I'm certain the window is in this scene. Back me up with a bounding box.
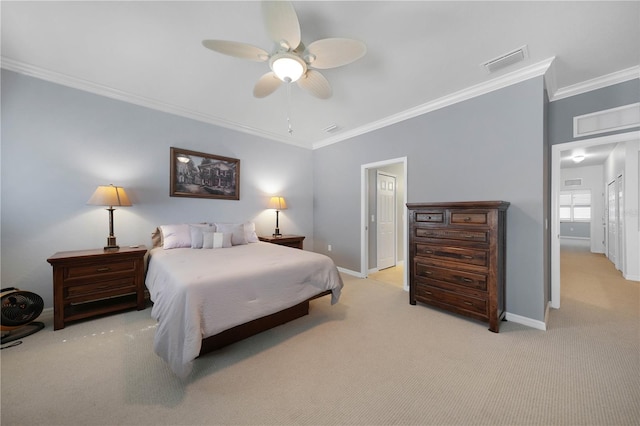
[560,190,591,222]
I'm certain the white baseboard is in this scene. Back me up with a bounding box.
[337,267,364,278]
[505,311,547,331]
[623,273,640,282]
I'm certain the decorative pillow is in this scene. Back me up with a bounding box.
[160,224,191,249]
[244,221,259,243]
[202,228,217,249]
[214,223,248,246]
[190,224,214,249]
[151,227,163,248]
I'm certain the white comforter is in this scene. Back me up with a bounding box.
[145,242,343,377]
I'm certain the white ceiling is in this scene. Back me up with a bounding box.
[2,1,639,153]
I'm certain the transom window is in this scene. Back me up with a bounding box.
[560,190,591,222]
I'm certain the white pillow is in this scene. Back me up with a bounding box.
[160,224,191,249]
[202,228,216,249]
[214,223,248,245]
[191,225,214,249]
[244,221,259,243]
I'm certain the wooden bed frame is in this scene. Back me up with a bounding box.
[198,290,332,356]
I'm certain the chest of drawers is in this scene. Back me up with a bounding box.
[47,246,147,330]
[407,201,509,332]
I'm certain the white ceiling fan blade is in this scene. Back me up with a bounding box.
[253,72,283,98]
[262,1,301,50]
[202,40,269,62]
[297,70,332,99]
[305,38,367,69]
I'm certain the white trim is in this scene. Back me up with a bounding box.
[505,312,547,331]
[337,266,363,278]
[551,131,640,309]
[314,57,555,150]
[551,66,640,102]
[360,157,408,291]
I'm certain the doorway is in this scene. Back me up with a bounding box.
[551,131,639,309]
[360,157,408,290]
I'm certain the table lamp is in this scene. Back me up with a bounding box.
[87,184,132,250]
[268,196,287,237]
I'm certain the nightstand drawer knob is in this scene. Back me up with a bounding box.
[96,267,111,272]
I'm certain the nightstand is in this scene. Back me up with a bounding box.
[258,235,305,250]
[47,245,147,330]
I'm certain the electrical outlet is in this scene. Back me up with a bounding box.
[328,244,332,251]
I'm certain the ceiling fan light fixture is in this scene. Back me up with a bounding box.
[271,54,306,82]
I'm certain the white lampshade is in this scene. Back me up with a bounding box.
[271,55,305,82]
[87,184,132,207]
[268,196,287,210]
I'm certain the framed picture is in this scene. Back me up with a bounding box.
[170,147,240,200]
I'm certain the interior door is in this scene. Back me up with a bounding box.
[617,174,624,272]
[607,180,617,265]
[377,172,396,270]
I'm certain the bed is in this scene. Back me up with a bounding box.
[145,224,343,377]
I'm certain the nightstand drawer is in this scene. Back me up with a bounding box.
[65,259,136,280]
[65,277,137,303]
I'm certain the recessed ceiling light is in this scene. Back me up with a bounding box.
[572,155,585,163]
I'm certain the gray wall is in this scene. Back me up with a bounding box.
[548,79,640,145]
[314,77,547,321]
[1,70,314,309]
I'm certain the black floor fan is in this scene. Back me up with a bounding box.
[1,287,45,344]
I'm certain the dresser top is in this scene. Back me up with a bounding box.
[406,201,510,210]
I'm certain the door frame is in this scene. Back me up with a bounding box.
[550,131,639,309]
[361,157,408,290]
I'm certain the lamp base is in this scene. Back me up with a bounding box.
[104,236,119,251]
[273,228,282,237]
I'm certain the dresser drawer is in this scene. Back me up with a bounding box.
[451,210,488,225]
[415,243,488,267]
[415,228,488,243]
[64,259,136,280]
[414,262,487,291]
[65,277,137,303]
[415,212,444,223]
[415,283,487,316]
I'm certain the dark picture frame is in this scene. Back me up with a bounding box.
[170,147,240,200]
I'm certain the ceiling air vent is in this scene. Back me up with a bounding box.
[482,45,529,74]
[564,178,582,187]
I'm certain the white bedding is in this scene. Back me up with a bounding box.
[145,242,343,377]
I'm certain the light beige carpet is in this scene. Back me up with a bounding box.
[1,249,639,425]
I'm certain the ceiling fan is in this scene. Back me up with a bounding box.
[202,1,366,99]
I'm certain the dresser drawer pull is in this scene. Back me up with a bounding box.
[464,234,475,238]
[425,291,432,295]
[423,271,433,275]
[424,250,433,254]
[463,255,474,259]
[463,217,472,222]
[462,278,473,283]
[96,267,111,272]
[464,301,473,306]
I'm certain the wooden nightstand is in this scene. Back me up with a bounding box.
[258,235,305,250]
[47,246,147,330]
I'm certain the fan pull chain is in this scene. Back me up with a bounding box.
[285,78,293,135]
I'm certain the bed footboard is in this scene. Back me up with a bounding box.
[198,290,332,356]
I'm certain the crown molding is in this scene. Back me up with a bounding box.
[312,57,556,149]
[550,66,640,101]
[0,57,306,148]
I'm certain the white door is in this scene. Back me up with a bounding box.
[607,180,617,265]
[617,174,624,272]
[377,172,396,270]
